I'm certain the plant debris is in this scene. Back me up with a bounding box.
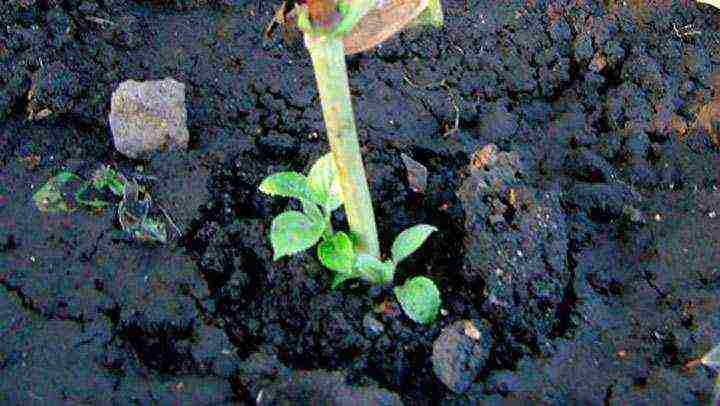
[401,153,428,194]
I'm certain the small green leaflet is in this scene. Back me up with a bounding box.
[259,172,316,204]
[132,216,168,244]
[270,210,324,260]
[75,192,111,210]
[355,254,395,285]
[414,0,444,28]
[318,232,355,273]
[331,272,358,289]
[394,276,441,324]
[302,199,324,224]
[92,166,126,196]
[308,153,343,211]
[347,231,362,248]
[33,171,81,213]
[391,224,437,265]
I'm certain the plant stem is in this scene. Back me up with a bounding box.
[305,35,380,258]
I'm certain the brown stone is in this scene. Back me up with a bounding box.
[110,78,189,159]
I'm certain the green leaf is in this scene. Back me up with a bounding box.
[259,172,315,203]
[334,0,375,36]
[296,6,313,32]
[33,171,81,213]
[391,224,437,265]
[355,254,395,285]
[394,276,441,324]
[133,217,168,244]
[318,232,355,273]
[75,181,111,210]
[76,196,111,209]
[92,166,126,196]
[302,199,324,224]
[331,272,358,289]
[413,0,444,27]
[308,153,343,211]
[348,231,362,248]
[270,210,324,260]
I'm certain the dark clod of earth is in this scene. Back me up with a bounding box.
[1,0,720,404]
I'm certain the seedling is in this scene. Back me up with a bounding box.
[260,0,444,324]
[33,166,169,244]
[260,153,440,323]
[33,169,115,213]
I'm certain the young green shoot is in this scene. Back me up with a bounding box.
[259,0,445,324]
[260,154,440,324]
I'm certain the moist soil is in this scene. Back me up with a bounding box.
[1,0,720,404]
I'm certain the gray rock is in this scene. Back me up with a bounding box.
[432,319,492,394]
[110,78,189,159]
[401,153,428,194]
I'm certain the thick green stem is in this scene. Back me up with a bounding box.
[305,35,380,258]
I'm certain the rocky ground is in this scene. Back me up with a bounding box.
[1,0,719,404]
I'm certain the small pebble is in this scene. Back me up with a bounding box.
[110,78,189,159]
[432,319,492,394]
[401,153,428,194]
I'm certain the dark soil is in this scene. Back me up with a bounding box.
[1,0,720,404]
